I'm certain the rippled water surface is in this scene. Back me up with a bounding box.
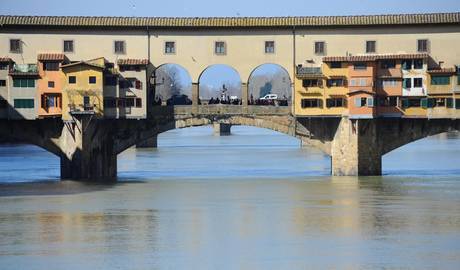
[0,127,459,270]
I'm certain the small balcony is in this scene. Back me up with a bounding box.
[296,66,323,79]
[9,64,39,76]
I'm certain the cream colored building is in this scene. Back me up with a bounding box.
[0,13,459,116]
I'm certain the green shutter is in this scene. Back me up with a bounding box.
[427,98,435,108]
[457,75,460,85]
[13,79,20,87]
[27,79,35,88]
[446,98,453,108]
[431,76,450,85]
[456,99,460,109]
[402,99,409,108]
[421,98,428,109]
[14,99,34,108]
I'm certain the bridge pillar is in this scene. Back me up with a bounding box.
[242,83,248,113]
[60,115,117,181]
[192,82,199,114]
[331,118,382,176]
[136,135,158,148]
[213,123,232,136]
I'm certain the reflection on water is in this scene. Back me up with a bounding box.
[0,127,459,269]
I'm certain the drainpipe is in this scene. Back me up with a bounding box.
[292,25,296,117]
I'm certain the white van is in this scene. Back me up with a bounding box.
[260,94,278,100]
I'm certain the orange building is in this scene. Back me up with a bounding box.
[37,53,66,118]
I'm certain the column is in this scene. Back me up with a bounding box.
[241,82,248,113]
[331,117,382,176]
[213,123,232,136]
[192,82,199,114]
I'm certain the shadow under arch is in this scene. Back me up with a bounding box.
[153,63,193,105]
[247,63,292,106]
[197,64,242,104]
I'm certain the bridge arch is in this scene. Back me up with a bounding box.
[247,63,292,106]
[197,64,242,104]
[153,63,193,105]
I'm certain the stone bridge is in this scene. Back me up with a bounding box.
[0,105,459,181]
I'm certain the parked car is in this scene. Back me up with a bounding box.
[260,94,278,100]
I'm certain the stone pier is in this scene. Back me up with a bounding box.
[60,114,117,181]
[213,123,232,136]
[331,118,382,176]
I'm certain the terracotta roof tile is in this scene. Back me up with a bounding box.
[323,53,430,62]
[0,13,458,28]
[427,68,456,74]
[117,59,149,65]
[0,57,13,63]
[37,53,66,61]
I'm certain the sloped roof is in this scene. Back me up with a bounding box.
[323,53,430,62]
[117,59,149,65]
[0,57,13,63]
[0,13,459,28]
[427,68,456,74]
[37,53,65,61]
[61,60,105,69]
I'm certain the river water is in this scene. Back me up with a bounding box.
[0,127,459,269]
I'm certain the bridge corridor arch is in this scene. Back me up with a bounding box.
[247,63,292,106]
[197,64,243,105]
[152,63,193,105]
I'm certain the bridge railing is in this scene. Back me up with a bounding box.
[150,105,291,116]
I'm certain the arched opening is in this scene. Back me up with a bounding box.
[248,63,291,106]
[119,126,330,178]
[153,64,192,106]
[198,64,242,105]
[383,131,460,175]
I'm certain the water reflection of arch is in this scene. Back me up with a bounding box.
[247,63,292,106]
[154,63,192,105]
[197,64,242,104]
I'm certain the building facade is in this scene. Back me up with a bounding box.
[0,13,459,119]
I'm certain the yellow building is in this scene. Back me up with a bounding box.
[427,68,457,118]
[295,62,348,116]
[61,58,106,120]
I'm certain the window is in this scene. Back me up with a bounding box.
[0,64,9,70]
[403,78,412,88]
[366,40,376,53]
[215,41,226,55]
[417,39,429,52]
[377,96,398,107]
[89,76,96,84]
[48,81,55,88]
[135,98,142,108]
[63,40,74,53]
[114,40,126,54]
[0,80,6,87]
[13,78,35,88]
[104,76,117,86]
[402,60,412,70]
[41,94,60,108]
[68,76,76,84]
[135,80,142,90]
[126,98,135,107]
[431,76,450,85]
[83,96,90,106]
[10,39,21,53]
[302,79,321,87]
[413,59,423,70]
[354,97,368,107]
[44,62,59,71]
[413,78,423,88]
[330,62,341,69]
[327,78,345,87]
[14,99,34,108]
[381,79,398,87]
[409,98,421,107]
[301,99,322,108]
[165,41,176,54]
[314,41,325,55]
[326,98,345,108]
[265,41,275,53]
[380,60,396,69]
[354,62,367,70]
[350,78,368,87]
[0,99,7,108]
